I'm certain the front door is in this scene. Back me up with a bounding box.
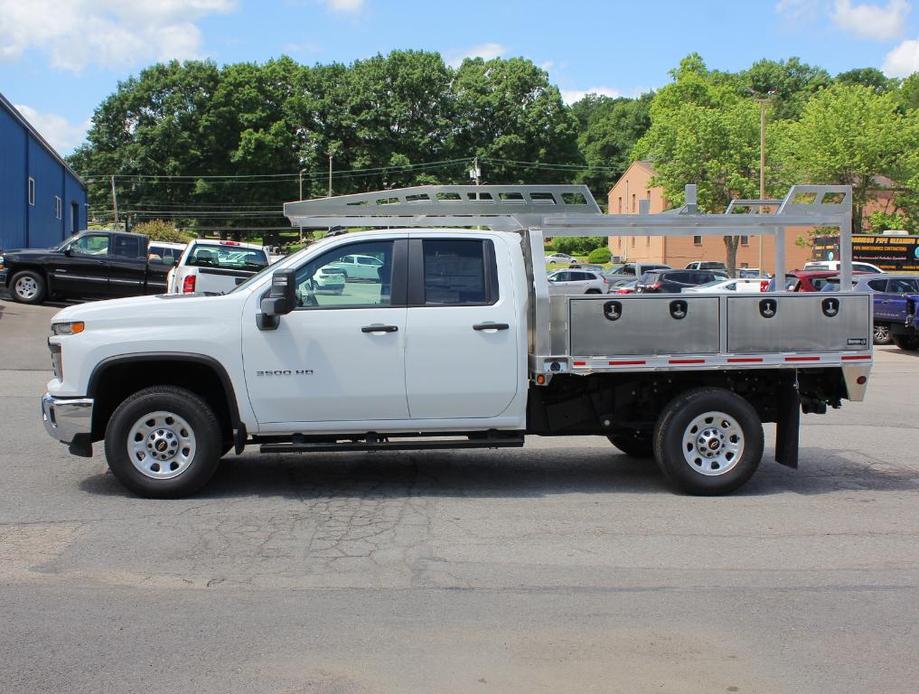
[404,237,519,419]
[242,237,409,425]
[50,233,111,298]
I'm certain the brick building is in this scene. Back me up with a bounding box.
[606,161,813,274]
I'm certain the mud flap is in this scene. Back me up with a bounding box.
[775,377,800,469]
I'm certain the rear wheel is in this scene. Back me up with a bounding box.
[10,270,46,304]
[653,388,763,495]
[873,323,892,345]
[585,288,602,294]
[104,386,222,498]
[608,431,653,458]
[893,334,919,351]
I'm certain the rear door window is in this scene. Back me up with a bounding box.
[867,279,887,291]
[421,239,497,305]
[112,235,141,259]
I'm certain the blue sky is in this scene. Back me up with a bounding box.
[3,0,919,155]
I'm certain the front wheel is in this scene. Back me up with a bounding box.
[893,334,919,351]
[104,386,222,498]
[873,323,892,345]
[10,270,47,304]
[653,388,763,495]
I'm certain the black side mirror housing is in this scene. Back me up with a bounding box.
[257,268,297,331]
[63,247,73,257]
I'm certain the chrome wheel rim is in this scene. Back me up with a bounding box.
[874,325,889,343]
[127,410,196,480]
[682,411,744,476]
[14,276,38,300]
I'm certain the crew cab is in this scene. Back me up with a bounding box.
[1,230,175,304]
[40,184,872,499]
[167,239,269,295]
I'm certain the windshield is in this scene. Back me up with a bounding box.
[186,243,268,272]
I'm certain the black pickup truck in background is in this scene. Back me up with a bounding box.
[0,230,178,305]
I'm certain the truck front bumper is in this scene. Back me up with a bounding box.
[41,393,94,455]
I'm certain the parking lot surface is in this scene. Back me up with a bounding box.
[1,297,918,693]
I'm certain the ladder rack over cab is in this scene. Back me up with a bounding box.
[284,183,872,495]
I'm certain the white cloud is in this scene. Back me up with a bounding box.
[324,0,364,11]
[775,0,824,21]
[13,104,90,154]
[560,87,623,104]
[446,42,506,68]
[883,38,919,75]
[0,0,235,71]
[831,0,910,40]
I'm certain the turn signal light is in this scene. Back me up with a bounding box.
[50,321,84,336]
[182,275,196,294]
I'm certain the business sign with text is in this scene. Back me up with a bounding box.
[813,234,919,271]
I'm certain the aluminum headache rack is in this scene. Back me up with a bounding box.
[284,183,871,387]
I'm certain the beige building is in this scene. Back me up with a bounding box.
[606,161,812,274]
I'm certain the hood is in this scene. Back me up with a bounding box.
[51,292,242,327]
[1,248,58,259]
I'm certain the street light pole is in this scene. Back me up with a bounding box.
[328,154,333,198]
[759,99,766,273]
[298,168,306,243]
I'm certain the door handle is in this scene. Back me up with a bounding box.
[473,322,510,331]
[361,324,398,333]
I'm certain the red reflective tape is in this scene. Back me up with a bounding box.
[669,358,706,365]
[841,355,872,361]
[573,361,587,367]
[608,360,646,366]
[727,357,763,363]
[785,356,821,362]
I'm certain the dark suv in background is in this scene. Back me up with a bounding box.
[636,269,728,293]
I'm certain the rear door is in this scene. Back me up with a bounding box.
[404,237,519,419]
[879,278,919,321]
[106,234,150,297]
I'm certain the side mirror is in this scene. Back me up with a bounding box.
[257,268,297,331]
[63,247,73,257]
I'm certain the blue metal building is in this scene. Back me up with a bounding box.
[0,92,88,250]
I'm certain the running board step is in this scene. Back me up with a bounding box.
[259,436,525,454]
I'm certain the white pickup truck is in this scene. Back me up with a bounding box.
[41,184,872,498]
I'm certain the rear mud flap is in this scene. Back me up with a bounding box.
[775,378,800,469]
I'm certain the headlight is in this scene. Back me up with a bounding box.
[50,321,85,336]
[0,255,5,270]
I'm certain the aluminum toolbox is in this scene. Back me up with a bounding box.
[725,293,871,353]
[566,295,721,356]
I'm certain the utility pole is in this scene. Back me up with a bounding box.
[328,153,333,198]
[470,156,481,186]
[298,168,306,243]
[753,91,775,273]
[110,175,119,227]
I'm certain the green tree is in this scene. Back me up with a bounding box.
[774,83,917,231]
[452,57,581,183]
[741,57,831,120]
[570,93,652,201]
[634,55,761,274]
[836,67,896,93]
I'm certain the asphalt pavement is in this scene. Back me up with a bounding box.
[1,296,918,693]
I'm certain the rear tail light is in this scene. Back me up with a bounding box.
[650,282,661,291]
[760,280,769,292]
[182,275,196,294]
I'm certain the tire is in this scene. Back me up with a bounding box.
[873,323,892,345]
[892,334,919,351]
[10,270,46,304]
[104,385,222,498]
[653,387,764,495]
[608,431,654,458]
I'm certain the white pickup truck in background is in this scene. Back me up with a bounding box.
[167,238,270,295]
[41,184,872,498]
